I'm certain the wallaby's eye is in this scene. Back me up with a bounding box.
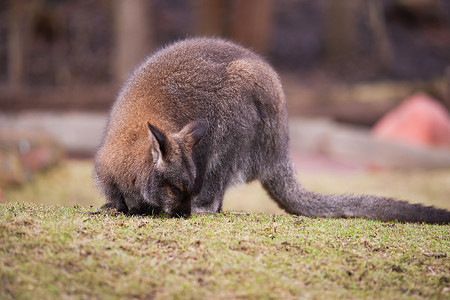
[167,185,181,197]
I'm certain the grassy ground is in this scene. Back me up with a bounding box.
[1,204,449,299]
[1,160,450,299]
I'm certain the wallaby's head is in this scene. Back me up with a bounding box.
[143,119,208,218]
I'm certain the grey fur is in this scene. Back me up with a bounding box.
[94,37,450,223]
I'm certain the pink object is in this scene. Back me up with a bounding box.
[372,93,450,148]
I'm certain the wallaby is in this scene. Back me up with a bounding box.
[94,37,450,223]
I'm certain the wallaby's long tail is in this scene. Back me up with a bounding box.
[262,163,450,224]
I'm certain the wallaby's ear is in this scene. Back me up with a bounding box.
[147,122,167,159]
[180,119,209,150]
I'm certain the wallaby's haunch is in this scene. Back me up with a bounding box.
[94,37,450,223]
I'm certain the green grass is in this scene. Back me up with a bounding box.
[1,160,450,299]
[1,203,449,299]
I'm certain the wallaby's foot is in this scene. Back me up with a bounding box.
[89,202,115,215]
[192,203,221,214]
[89,201,129,215]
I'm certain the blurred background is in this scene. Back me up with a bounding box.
[1,0,450,213]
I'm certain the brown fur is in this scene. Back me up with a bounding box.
[94,37,450,223]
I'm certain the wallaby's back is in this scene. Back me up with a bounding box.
[94,37,450,223]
